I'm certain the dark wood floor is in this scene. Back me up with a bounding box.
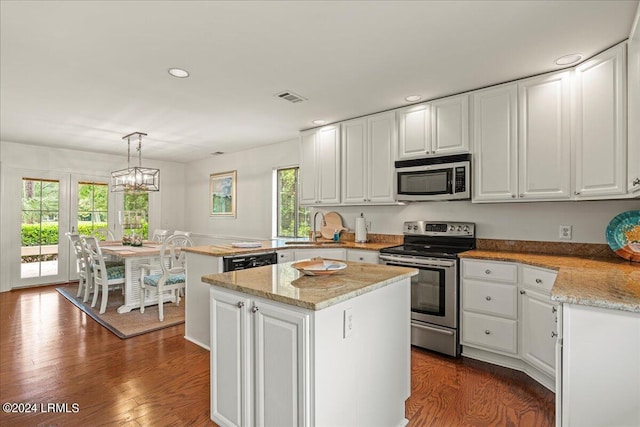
[1,285,554,426]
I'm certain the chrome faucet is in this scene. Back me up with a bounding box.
[311,211,325,242]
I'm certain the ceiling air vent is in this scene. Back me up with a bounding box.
[275,91,307,104]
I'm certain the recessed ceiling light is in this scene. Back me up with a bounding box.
[554,54,583,66]
[168,68,190,78]
[405,95,422,102]
[312,120,327,125]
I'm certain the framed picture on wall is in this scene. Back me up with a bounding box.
[210,170,237,217]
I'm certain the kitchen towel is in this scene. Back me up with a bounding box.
[355,216,367,243]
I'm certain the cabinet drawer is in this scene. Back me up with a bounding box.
[462,311,517,354]
[521,265,557,293]
[462,279,517,318]
[463,260,517,283]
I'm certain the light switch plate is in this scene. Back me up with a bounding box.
[343,308,353,339]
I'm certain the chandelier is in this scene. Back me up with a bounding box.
[110,132,160,192]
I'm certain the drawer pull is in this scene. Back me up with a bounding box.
[520,290,526,295]
[251,305,259,313]
[485,296,492,301]
[535,278,543,284]
[551,331,558,338]
[485,330,491,335]
[237,301,245,308]
[552,306,557,313]
[485,269,491,274]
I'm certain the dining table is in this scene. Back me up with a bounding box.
[100,241,173,314]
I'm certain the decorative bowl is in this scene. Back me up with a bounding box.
[292,258,347,276]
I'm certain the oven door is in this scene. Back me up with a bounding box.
[379,254,457,329]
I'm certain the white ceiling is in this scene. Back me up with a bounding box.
[1,0,638,163]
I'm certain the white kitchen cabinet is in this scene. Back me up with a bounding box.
[276,250,294,263]
[397,93,469,160]
[573,42,627,198]
[461,259,558,392]
[185,251,223,349]
[472,83,519,201]
[293,248,346,261]
[342,111,396,204]
[210,288,309,427]
[346,249,379,264]
[300,124,341,205]
[628,24,640,196]
[518,71,571,200]
[560,303,640,427]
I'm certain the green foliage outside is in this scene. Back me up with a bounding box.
[277,168,310,238]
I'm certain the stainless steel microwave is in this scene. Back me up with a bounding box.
[395,154,471,201]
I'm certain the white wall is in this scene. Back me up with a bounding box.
[184,138,639,244]
[184,139,299,241]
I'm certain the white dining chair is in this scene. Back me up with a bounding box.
[66,232,93,303]
[91,227,115,241]
[82,236,125,314]
[152,229,169,243]
[172,230,192,237]
[139,234,193,321]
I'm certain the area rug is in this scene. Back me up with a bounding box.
[56,284,185,339]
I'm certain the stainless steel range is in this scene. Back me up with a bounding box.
[379,221,476,357]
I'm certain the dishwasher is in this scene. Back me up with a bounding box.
[222,252,278,272]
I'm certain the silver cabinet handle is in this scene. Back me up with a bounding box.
[485,330,491,335]
[511,194,516,198]
[633,178,640,186]
[485,296,492,301]
[535,278,543,284]
[552,306,557,313]
[574,191,581,195]
[237,301,244,308]
[520,290,526,295]
[251,305,259,313]
[519,194,524,197]
[551,331,558,338]
[485,269,491,274]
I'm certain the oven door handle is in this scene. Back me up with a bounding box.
[412,322,455,336]
[379,254,456,268]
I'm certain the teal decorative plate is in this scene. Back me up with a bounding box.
[606,210,640,262]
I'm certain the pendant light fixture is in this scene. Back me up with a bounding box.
[110,132,160,192]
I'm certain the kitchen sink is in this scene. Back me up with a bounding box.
[284,241,345,246]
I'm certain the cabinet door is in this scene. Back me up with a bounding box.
[397,103,431,159]
[574,43,627,198]
[628,31,640,195]
[299,130,318,205]
[341,118,368,204]
[431,94,469,155]
[253,300,309,427]
[367,111,396,202]
[472,84,518,201]
[293,248,347,261]
[520,288,557,376]
[316,125,341,204]
[210,289,251,427]
[277,250,294,263]
[346,249,379,264]
[518,71,571,200]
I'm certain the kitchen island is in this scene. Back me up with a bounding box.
[202,260,417,427]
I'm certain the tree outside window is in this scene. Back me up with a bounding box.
[123,192,149,239]
[276,167,310,238]
[77,182,108,235]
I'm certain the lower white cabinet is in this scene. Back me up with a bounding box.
[560,303,640,427]
[293,248,346,261]
[210,288,309,427]
[346,249,379,264]
[461,259,558,391]
[277,250,294,263]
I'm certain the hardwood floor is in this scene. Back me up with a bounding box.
[1,285,554,426]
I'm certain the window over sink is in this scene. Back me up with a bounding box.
[274,166,310,238]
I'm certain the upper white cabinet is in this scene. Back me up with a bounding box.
[628,21,640,196]
[518,71,572,200]
[472,83,519,201]
[300,124,341,205]
[397,93,469,160]
[573,43,627,198]
[342,111,396,204]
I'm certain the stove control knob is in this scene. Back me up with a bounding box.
[457,226,462,231]
[449,225,455,231]
[463,225,470,232]
[407,224,412,231]
[413,225,418,231]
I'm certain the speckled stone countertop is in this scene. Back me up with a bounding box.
[459,250,640,313]
[183,238,400,257]
[202,260,417,311]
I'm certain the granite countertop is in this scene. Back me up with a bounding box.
[183,239,400,257]
[459,250,640,313]
[202,260,417,311]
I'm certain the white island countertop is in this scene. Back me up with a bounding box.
[201,260,417,311]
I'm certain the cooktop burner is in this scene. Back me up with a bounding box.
[380,221,476,258]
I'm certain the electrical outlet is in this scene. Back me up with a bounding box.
[343,308,353,338]
[559,225,572,240]
[365,221,371,231]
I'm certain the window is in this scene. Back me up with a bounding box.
[123,192,149,239]
[276,167,309,238]
[77,182,108,236]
